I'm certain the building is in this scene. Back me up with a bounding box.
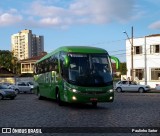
[20,52,47,74]
[126,34,160,88]
[11,29,44,60]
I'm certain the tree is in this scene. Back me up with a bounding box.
[0,50,20,74]
[119,62,127,75]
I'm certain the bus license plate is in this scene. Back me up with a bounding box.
[90,98,97,101]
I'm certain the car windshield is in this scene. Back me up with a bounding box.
[0,85,9,89]
[130,81,137,85]
[67,53,113,87]
[28,82,34,85]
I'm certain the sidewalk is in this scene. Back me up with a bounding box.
[149,88,160,93]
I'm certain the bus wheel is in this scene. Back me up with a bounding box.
[92,102,97,107]
[56,91,63,106]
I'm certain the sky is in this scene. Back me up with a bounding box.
[1,0,160,62]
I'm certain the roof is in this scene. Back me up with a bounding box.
[37,46,108,63]
[20,53,47,63]
[146,34,160,37]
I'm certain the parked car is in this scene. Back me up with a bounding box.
[0,85,17,100]
[1,82,13,86]
[155,85,160,91]
[13,82,33,94]
[23,81,37,89]
[115,80,150,93]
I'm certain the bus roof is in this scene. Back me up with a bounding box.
[36,46,108,63]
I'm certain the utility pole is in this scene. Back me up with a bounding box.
[144,36,147,85]
[124,26,134,81]
[131,26,134,81]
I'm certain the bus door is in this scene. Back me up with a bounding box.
[49,71,59,99]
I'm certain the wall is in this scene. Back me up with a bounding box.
[126,35,160,88]
[0,77,34,84]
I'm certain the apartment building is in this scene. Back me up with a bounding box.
[11,29,44,60]
[126,34,160,88]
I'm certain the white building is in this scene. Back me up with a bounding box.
[126,34,160,88]
[11,29,44,60]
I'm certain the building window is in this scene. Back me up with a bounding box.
[151,68,160,80]
[134,46,142,54]
[135,69,144,80]
[150,45,160,53]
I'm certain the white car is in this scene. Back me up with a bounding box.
[24,81,37,89]
[12,82,33,94]
[155,85,160,91]
[115,80,150,93]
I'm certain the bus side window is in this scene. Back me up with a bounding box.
[60,52,68,79]
[49,54,58,72]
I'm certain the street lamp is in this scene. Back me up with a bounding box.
[123,26,134,81]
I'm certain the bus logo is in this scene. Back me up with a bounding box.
[2,128,11,133]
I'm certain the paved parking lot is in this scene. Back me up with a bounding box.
[0,92,159,136]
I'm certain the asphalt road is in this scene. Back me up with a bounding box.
[0,92,159,136]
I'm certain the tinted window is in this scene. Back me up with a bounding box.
[122,81,127,84]
[18,82,26,86]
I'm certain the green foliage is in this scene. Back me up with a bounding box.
[0,50,20,74]
[119,62,127,75]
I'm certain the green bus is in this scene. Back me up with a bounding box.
[34,46,119,107]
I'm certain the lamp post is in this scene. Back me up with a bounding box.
[123,26,134,81]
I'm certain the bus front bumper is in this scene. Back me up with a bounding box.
[66,91,114,103]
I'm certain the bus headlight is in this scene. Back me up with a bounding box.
[72,96,77,100]
[72,89,79,93]
[109,97,113,100]
[109,89,113,93]
[72,89,77,93]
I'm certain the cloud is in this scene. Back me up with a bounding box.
[69,0,135,23]
[25,0,136,28]
[0,0,138,28]
[29,1,67,17]
[149,21,160,29]
[0,12,22,26]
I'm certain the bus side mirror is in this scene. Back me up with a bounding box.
[64,56,70,67]
[110,56,120,70]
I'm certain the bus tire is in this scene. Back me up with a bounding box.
[56,90,63,106]
[92,102,97,107]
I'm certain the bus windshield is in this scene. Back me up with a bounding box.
[67,53,113,87]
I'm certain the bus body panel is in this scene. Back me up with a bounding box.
[34,46,118,105]
[60,81,114,103]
